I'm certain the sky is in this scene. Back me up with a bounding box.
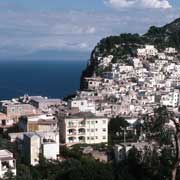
[0,0,180,60]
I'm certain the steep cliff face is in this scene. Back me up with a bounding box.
[80,18,180,89]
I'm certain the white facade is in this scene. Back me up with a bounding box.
[61,114,108,146]
[69,99,96,113]
[0,150,16,178]
[43,143,59,160]
[24,134,41,166]
[165,47,177,54]
[158,53,166,60]
[137,48,146,57]
[132,58,143,68]
[160,90,179,107]
[137,45,158,57]
[145,45,158,56]
[85,77,102,90]
[23,132,59,166]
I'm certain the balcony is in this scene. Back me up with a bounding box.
[68,137,76,143]
[78,122,86,127]
[78,128,85,135]
[67,129,76,136]
[67,122,77,128]
[78,136,85,143]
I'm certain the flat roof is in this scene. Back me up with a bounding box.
[0,149,13,159]
[67,112,106,119]
[30,96,61,102]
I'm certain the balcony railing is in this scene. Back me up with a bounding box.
[67,125,77,128]
[78,132,85,135]
[78,124,86,127]
[67,132,77,136]
[79,140,85,143]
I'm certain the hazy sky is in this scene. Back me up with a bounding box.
[0,0,180,59]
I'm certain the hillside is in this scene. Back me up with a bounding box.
[80,17,180,89]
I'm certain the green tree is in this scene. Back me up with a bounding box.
[16,164,33,180]
[109,117,130,144]
[143,106,180,180]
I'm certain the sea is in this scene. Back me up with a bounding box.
[0,60,87,100]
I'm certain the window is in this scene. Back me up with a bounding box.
[96,121,98,123]
[96,136,98,139]
[91,137,94,140]
[103,120,106,124]
[102,128,106,132]
[91,129,94,132]
[91,121,94,124]
[87,137,90,140]
[102,136,106,139]
[11,108,15,112]
[19,107,22,112]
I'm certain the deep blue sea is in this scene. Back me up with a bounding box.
[0,60,87,100]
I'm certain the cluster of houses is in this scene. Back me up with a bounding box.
[0,94,109,177]
[81,45,180,117]
[0,95,63,177]
[0,44,180,177]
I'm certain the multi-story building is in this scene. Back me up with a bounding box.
[9,131,59,166]
[68,99,96,113]
[160,89,180,107]
[59,112,108,146]
[0,100,38,120]
[0,150,16,178]
[165,47,177,54]
[29,96,63,111]
[83,77,102,90]
[18,114,58,132]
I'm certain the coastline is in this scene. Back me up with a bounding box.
[0,60,87,100]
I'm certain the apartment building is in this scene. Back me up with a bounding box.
[59,112,108,146]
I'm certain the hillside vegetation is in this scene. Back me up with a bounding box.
[80,17,180,87]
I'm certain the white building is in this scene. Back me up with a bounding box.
[145,45,158,56]
[68,99,96,113]
[137,45,158,57]
[160,89,180,107]
[9,131,59,166]
[165,47,177,54]
[60,112,108,146]
[137,48,146,57]
[84,77,102,90]
[18,114,58,132]
[0,150,16,178]
[158,53,166,60]
[132,58,143,68]
[24,133,40,166]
